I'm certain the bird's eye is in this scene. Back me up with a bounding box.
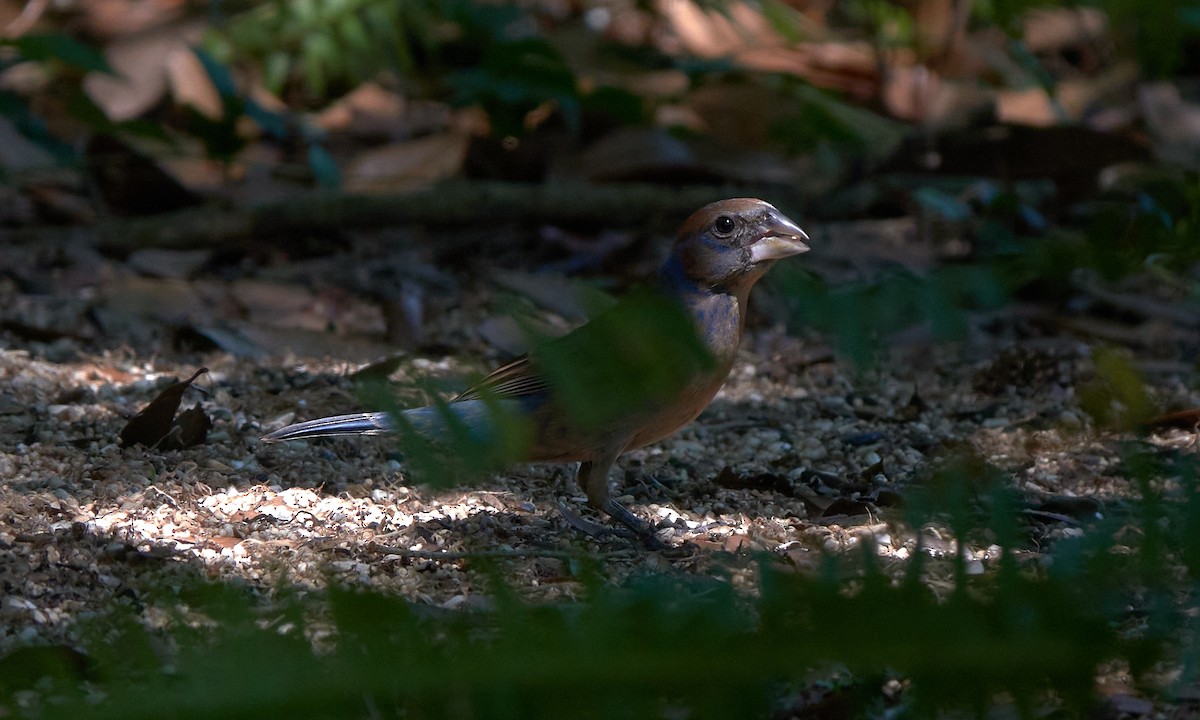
[713,215,735,235]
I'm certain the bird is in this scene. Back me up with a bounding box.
[262,198,809,543]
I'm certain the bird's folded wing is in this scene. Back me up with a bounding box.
[453,355,549,402]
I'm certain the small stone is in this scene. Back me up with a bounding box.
[1058,410,1082,427]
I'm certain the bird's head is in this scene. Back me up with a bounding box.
[669,198,809,295]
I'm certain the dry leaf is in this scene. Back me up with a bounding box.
[209,536,243,550]
[344,132,470,193]
[166,46,222,120]
[996,88,1058,126]
[168,402,212,449]
[83,20,205,121]
[127,248,212,280]
[118,367,208,447]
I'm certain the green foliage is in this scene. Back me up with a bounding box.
[0,34,115,165]
[1,34,110,74]
[532,289,716,433]
[447,38,581,137]
[4,449,1196,718]
[206,0,443,100]
[1106,0,1192,79]
[1078,348,1153,430]
[769,262,1011,366]
[770,82,907,159]
[184,48,340,184]
[775,166,1199,368]
[1085,173,1200,278]
[351,288,714,485]
[973,0,1200,78]
[844,0,918,50]
[352,376,532,487]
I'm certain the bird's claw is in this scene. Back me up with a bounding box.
[556,500,621,539]
[603,500,667,550]
[554,499,667,550]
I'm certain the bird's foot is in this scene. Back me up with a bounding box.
[603,499,667,551]
[556,500,623,540]
[554,500,667,550]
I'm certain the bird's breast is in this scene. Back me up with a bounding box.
[624,291,742,449]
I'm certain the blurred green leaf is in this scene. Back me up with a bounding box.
[532,289,715,433]
[581,86,645,126]
[5,34,111,74]
[307,143,341,188]
[192,47,238,98]
[449,37,580,136]
[0,90,75,162]
[1078,347,1153,430]
[5,445,1199,717]
[760,0,810,42]
[769,261,1011,367]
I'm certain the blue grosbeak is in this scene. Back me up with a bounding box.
[263,198,809,541]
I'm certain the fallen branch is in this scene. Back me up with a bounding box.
[10,181,764,254]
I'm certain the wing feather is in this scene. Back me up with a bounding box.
[454,356,550,402]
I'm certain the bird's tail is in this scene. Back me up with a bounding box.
[260,400,507,445]
[261,411,392,442]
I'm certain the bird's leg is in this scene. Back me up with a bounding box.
[554,464,617,539]
[575,447,662,547]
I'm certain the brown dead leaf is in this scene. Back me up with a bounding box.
[228,280,386,337]
[996,87,1059,126]
[1139,83,1200,169]
[95,276,210,333]
[913,0,964,60]
[344,132,470,193]
[660,0,746,58]
[118,367,208,447]
[165,46,222,120]
[230,279,315,323]
[83,20,205,121]
[209,536,243,550]
[722,532,753,553]
[1023,7,1108,55]
[232,324,395,362]
[127,248,212,279]
[313,83,455,140]
[168,402,212,449]
[315,82,407,134]
[78,0,188,39]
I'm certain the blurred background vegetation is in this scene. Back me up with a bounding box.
[2,0,1200,716]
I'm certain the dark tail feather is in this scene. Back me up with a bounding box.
[261,411,392,442]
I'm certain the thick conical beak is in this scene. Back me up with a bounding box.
[749,211,810,263]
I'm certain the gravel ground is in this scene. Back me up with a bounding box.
[1,241,1197,663]
[3,328,1193,654]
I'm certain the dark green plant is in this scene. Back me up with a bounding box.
[0,34,116,165]
[206,0,444,100]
